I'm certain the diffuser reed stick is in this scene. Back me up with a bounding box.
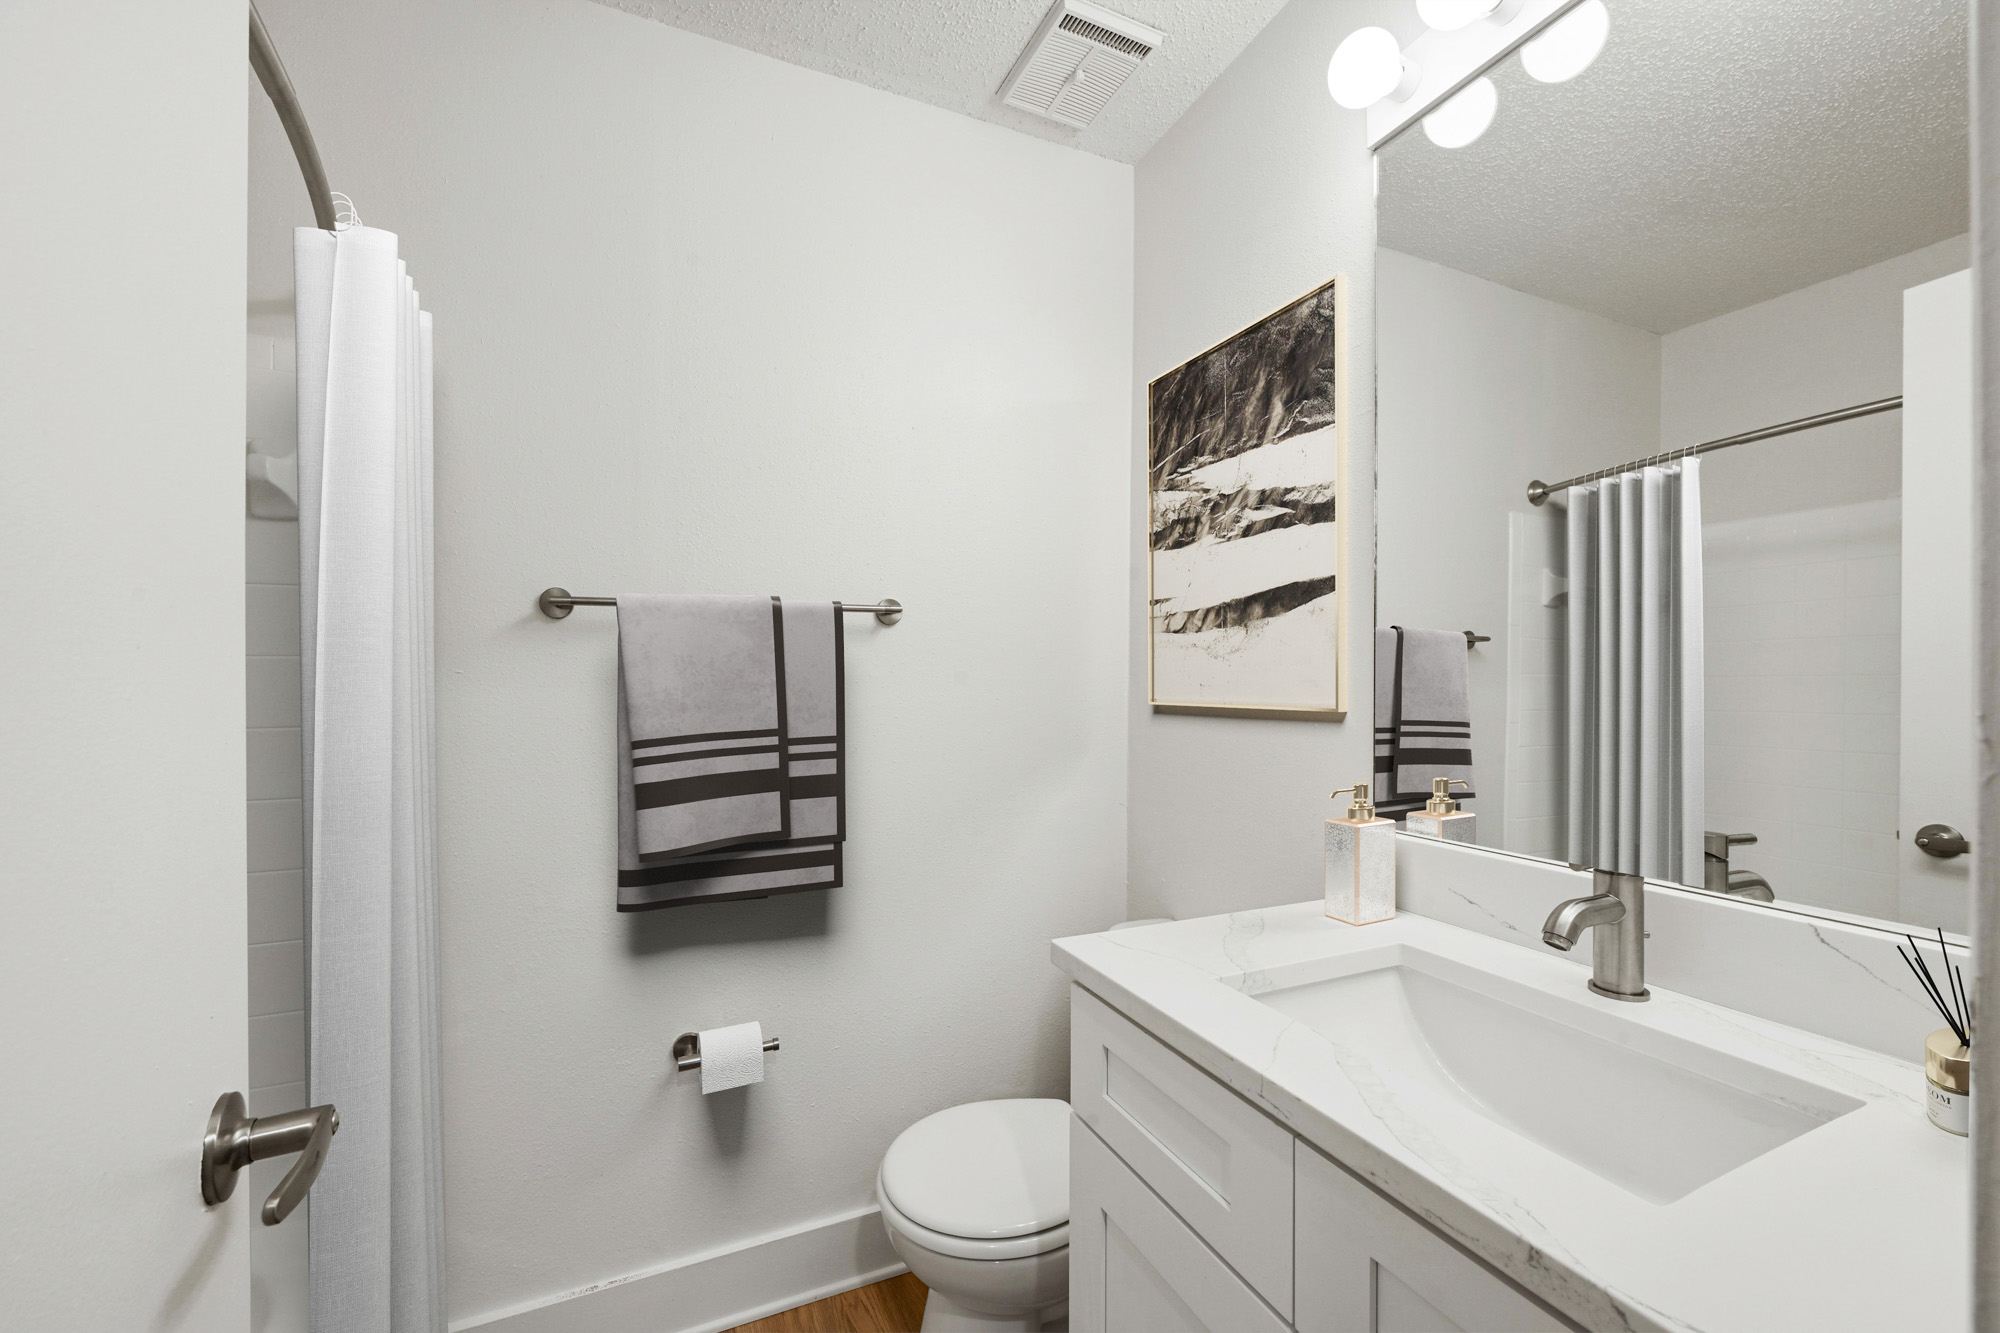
[1899,933,1969,1047]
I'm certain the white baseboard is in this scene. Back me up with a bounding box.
[451,1204,906,1333]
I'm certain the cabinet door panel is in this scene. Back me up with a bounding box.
[1295,1143,1573,1333]
[1375,1266,1464,1332]
[1070,985,1294,1316]
[1071,1116,1289,1333]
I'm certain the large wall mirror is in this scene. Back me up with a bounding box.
[1373,0,1970,934]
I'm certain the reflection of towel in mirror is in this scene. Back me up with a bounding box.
[1373,626,1473,820]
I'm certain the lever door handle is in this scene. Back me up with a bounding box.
[201,1092,339,1225]
[1914,823,1971,859]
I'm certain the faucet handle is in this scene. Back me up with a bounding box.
[1703,830,1758,859]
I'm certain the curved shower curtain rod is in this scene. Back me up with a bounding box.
[249,1,338,232]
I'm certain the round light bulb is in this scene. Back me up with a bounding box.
[1422,76,1497,149]
[1327,27,1409,110]
[1415,0,1498,31]
[1521,0,1609,84]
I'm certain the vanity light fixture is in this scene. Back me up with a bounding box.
[1331,1,1605,146]
[1327,26,1422,110]
[1520,0,1609,83]
[1422,76,1498,147]
[1415,0,1525,32]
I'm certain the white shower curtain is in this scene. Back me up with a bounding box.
[1563,460,1705,883]
[295,225,445,1333]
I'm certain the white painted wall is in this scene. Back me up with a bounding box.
[0,1,251,1326]
[248,1,1132,1326]
[1376,249,1659,850]
[1662,235,1968,524]
[1127,0,1401,923]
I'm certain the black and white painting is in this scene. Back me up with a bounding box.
[1148,277,1346,716]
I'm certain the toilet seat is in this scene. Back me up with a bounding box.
[877,1098,1069,1257]
[878,1169,1068,1261]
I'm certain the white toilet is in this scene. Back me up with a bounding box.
[876,1098,1070,1332]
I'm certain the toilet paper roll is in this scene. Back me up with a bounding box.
[698,1021,766,1094]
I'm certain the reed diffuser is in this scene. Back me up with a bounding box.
[1898,929,1971,1136]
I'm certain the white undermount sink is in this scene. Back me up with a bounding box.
[1252,946,1865,1205]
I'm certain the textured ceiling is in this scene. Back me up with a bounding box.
[592,0,1293,163]
[1377,0,1967,333]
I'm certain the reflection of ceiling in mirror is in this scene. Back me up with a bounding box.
[1375,0,1966,333]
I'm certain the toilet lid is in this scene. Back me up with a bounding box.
[880,1099,1069,1240]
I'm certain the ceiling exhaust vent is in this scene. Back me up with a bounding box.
[999,1,1165,129]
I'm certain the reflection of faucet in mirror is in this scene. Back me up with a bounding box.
[1542,869,1649,1002]
[1703,832,1774,902]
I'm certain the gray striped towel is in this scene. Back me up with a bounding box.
[617,597,844,911]
[1374,625,1473,820]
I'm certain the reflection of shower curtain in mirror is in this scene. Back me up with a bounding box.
[295,225,445,1331]
[1564,461,1704,881]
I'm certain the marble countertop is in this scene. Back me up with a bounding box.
[1052,904,1968,1333]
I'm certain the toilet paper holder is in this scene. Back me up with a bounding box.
[673,1031,780,1072]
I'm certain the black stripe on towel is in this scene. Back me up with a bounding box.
[617,842,843,911]
[618,844,840,886]
[631,726,779,750]
[632,743,781,767]
[1395,748,1472,766]
[633,767,787,810]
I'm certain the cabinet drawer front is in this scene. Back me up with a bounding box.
[1295,1143,1574,1333]
[1069,985,1294,1316]
[1071,1116,1290,1333]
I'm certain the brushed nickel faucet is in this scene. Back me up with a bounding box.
[1542,868,1649,1002]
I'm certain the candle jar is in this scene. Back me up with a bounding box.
[1925,1028,1970,1136]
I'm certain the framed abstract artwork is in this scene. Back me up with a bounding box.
[1147,276,1348,720]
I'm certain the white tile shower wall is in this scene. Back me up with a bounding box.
[1502,511,1566,859]
[247,328,307,1333]
[1702,500,1901,918]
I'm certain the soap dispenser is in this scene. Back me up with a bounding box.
[1405,778,1475,843]
[1325,783,1395,925]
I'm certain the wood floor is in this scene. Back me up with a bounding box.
[725,1273,929,1333]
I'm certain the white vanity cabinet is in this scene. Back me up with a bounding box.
[1069,984,1577,1333]
[1294,1143,1571,1333]
[1071,1119,1291,1333]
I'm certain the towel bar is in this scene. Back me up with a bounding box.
[539,587,902,626]
[673,1031,780,1072]
[1464,631,1490,646]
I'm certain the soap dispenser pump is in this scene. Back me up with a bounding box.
[1405,778,1475,843]
[1325,782,1395,925]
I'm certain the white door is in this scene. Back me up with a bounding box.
[0,3,255,1329]
[1899,270,1975,933]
